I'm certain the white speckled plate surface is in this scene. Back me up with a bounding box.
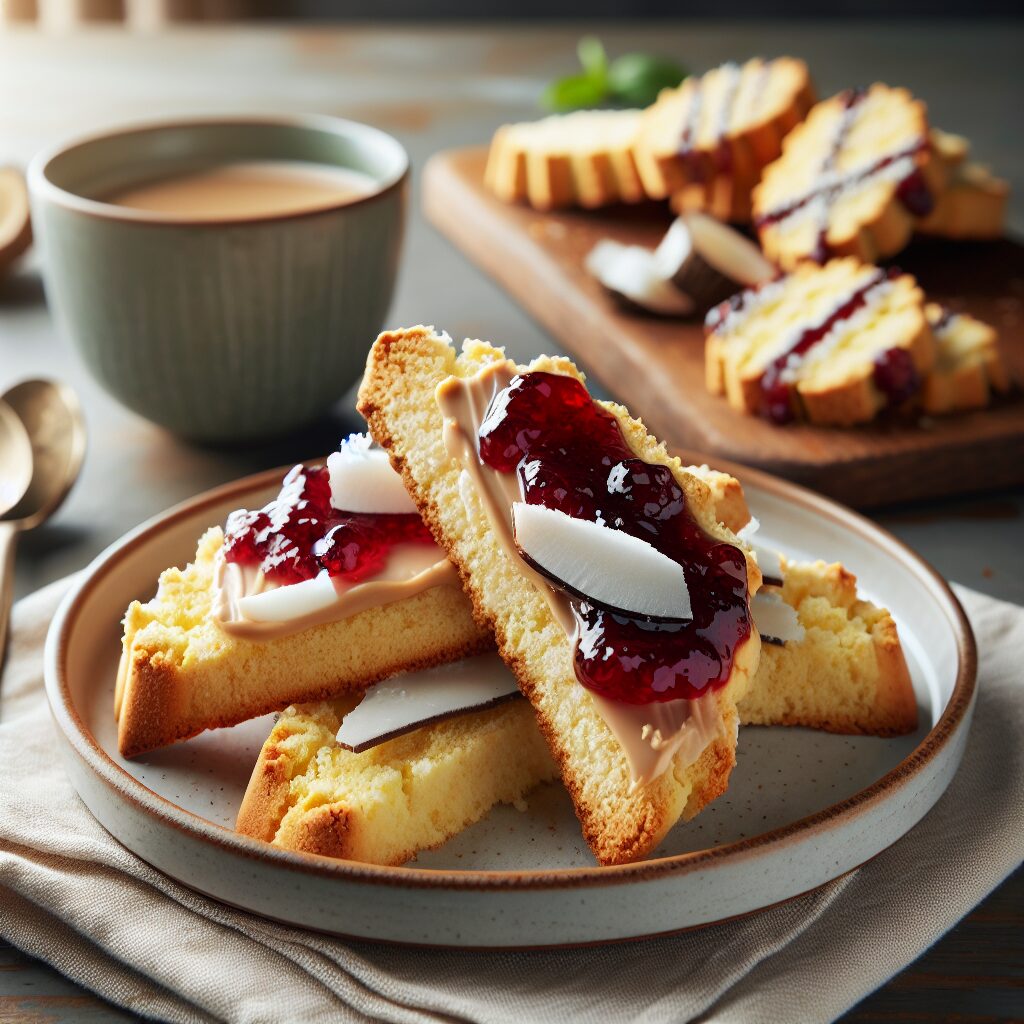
[44,457,975,947]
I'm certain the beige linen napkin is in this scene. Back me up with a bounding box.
[1,577,1021,1024]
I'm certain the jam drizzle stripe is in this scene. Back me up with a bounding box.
[755,267,898,423]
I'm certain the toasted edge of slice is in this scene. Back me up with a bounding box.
[357,326,762,865]
[116,527,490,757]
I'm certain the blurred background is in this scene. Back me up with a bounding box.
[1,0,1022,25]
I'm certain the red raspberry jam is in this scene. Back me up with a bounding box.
[223,464,433,585]
[872,346,920,408]
[478,372,751,705]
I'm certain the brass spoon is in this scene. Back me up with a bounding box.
[0,380,86,663]
[0,399,32,518]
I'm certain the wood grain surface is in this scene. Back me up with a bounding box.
[423,147,1024,509]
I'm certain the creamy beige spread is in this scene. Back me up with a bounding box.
[436,360,725,786]
[210,542,458,641]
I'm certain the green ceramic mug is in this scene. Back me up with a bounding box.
[28,115,408,442]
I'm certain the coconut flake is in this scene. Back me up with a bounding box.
[585,239,694,317]
[751,589,805,645]
[327,433,417,514]
[512,501,691,621]
[737,517,785,586]
[237,571,340,622]
[336,653,521,752]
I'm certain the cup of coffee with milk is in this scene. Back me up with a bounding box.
[29,116,407,442]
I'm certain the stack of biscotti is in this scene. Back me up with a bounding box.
[484,108,646,210]
[120,330,922,868]
[704,256,1011,425]
[238,464,916,866]
[633,57,815,222]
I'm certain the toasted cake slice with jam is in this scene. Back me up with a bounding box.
[705,257,934,425]
[921,305,1011,414]
[115,436,490,758]
[753,84,945,269]
[484,108,645,211]
[358,326,763,866]
[634,57,815,222]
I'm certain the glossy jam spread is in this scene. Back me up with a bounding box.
[756,267,897,423]
[223,464,433,585]
[477,371,751,705]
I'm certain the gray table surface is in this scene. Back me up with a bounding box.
[0,21,1021,1023]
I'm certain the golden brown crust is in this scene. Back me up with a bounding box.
[358,327,760,865]
[235,736,297,842]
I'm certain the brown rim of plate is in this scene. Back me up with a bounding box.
[45,453,977,893]
[27,114,409,228]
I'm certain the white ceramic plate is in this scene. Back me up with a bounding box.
[44,459,976,947]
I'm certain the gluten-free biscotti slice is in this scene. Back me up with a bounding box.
[116,438,489,757]
[358,327,762,865]
[744,557,916,735]
[484,108,645,210]
[921,305,1011,414]
[753,85,945,269]
[634,57,814,222]
[917,162,1009,240]
[705,257,934,425]
[236,662,556,865]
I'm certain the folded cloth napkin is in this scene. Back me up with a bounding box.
[1,577,1021,1024]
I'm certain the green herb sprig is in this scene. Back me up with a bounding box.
[542,37,687,113]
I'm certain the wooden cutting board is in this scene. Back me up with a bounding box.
[422,146,1024,508]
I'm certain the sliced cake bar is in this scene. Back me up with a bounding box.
[358,327,763,865]
[484,108,645,211]
[705,257,934,425]
[922,305,1011,414]
[753,84,945,268]
[634,56,814,222]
